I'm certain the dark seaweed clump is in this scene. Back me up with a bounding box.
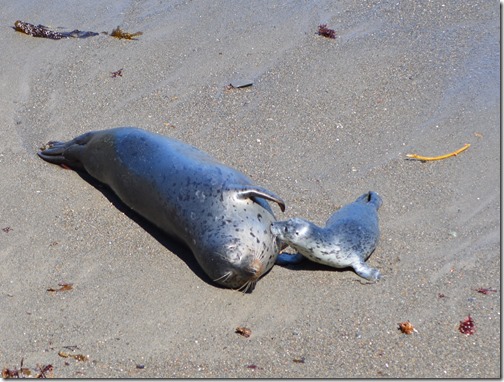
[317,24,336,39]
[13,20,99,39]
[14,20,64,39]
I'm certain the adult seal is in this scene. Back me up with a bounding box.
[38,127,285,291]
[271,191,382,281]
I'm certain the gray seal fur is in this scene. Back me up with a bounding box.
[38,127,285,291]
[271,191,382,281]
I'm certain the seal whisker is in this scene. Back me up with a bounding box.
[213,271,232,284]
[237,279,256,294]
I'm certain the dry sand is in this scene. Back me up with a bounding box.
[0,1,500,378]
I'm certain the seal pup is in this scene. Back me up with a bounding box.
[38,127,285,291]
[271,191,382,281]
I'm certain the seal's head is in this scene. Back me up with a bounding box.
[201,233,279,293]
[270,217,313,245]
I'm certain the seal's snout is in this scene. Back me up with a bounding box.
[248,258,265,280]
[270,222,280,236]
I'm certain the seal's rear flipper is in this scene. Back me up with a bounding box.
[38,132,95,170]
[235,185,286,212]
[353,261,381,281]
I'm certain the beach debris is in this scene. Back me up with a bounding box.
[109,26,143,40]
[473,132,483,138]
[231,80,253,88]
[13,20,99,39]
[293,357,306,363]
[47,282,73,293]
[111,68,123,78]
[406,143,470,162]
[459,315,476,335]
[136,364,145,369]
[2,358,54,378]
[58,351,88,361]
[398,321,417,334]
[438,293,447,298]
[475,287,497,295]
[225,80,253,91]
[235,326,252,338]
[14,21,143,40]
[35,364,54,378]
[246,364,262,370]
[2,226,13,233]
[317,24,336,39]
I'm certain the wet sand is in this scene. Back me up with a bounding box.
[0,1,500,378]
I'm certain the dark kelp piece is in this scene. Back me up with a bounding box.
[13,20,99,39]
[14,20,64,39]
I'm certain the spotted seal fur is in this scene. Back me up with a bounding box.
[38,127,285,291]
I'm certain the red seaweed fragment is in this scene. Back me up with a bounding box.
[2,226,13,233]
[475,288,497,295]
[459,315,476,335]
[246,364,262,370]
[111,68,123,78]
[317,24,336,39]
[13,20,98,39]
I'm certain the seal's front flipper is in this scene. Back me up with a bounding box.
[275,252,305,265]
[38,131,95,170]
[235,185,286,212]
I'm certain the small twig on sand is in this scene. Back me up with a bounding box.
[406,143,470,161]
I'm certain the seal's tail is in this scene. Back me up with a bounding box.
[38,132,94,170]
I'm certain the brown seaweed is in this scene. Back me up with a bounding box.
[110,26,143,40]
[2,358,53,379]
[235,326,252,338]
[47,282,73,293]
[13,20,99,39]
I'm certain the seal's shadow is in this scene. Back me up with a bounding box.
[276,252,351,274]
[74,171,218,288]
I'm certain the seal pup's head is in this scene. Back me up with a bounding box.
[270,217,314,245]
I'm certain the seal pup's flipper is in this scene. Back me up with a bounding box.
[37,131,96,170]
[234,185,286,212]
[352,260,381,281]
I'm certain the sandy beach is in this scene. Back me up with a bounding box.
[0,1,500,378]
